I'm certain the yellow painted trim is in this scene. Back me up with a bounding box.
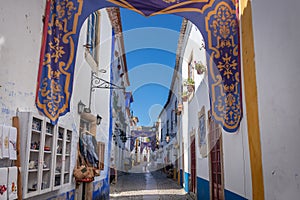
[240,0,265,199]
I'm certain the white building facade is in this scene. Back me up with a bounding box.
[161,0,300,199]
[0,2,128,199]
[160,19,252,199]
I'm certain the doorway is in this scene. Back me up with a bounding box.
[208,112,224,200]
[190,134,196,195]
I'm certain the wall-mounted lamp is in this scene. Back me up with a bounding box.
[78,100,91,114]
[96,115,102,126]
[78,101,85,114]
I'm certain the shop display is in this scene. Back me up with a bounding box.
[0,167,8,200]
[8,167,18,200]
[18,112,72,199]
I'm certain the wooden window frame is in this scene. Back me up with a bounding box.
[85,11,101,72]
[98,142,105,170]
[188,54,194,81]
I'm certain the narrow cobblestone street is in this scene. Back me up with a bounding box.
[110,164,193,200]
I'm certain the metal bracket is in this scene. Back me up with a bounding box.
[91,72,125,90]
[85,71,125,113]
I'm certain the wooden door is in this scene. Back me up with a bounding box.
[190,135,196,193]
[209,114,224,200]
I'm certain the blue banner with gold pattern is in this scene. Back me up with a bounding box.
[203,1,242,132]
[36,0,84,124]
[36,0,242,132]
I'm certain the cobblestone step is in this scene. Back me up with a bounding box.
[110,164,193,200]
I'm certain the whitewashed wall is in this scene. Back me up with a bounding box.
[180,21,192,180]
[182,19,252,199]
[71,9,113,181]
[110,30,129,172]
[191,80,210,180]
[0,2,114,198]
[0,1,45,124]
[252,0,300,199]
[96,10,112,177]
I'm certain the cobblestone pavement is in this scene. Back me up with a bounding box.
[109,163,193,200]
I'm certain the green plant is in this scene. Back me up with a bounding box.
[182,91,188,97]
[181,91,189,102]
[183,78,195,86]
[194,61,206,74]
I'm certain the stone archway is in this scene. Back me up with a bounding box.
[34,1,265,199]
[36,0,242,133]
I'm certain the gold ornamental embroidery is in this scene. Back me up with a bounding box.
[163,0,177,3]
[206,2,241,130]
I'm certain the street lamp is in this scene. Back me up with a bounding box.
[96,115,102,125]
[77,100,85,114]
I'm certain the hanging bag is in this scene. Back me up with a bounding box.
[73,149,94,182]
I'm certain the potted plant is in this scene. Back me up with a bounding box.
[175,108,182,115]
[194,61,206,75]
[184,78,195,92]
[181,91,189,102]
[177,103,183,112]
[176,103,183,115]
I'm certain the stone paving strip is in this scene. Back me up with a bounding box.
[110,167,193,200]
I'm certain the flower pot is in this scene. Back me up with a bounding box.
[187,84,194,92]
[197,69,205,75]
[182,95,188,102]
[177,103,183,112]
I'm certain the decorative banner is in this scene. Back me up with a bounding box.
[203,0,242,132]
[36,0,242,132]
[130,136,137,152]
[131,130,156,138]
[36,0,84,124]
[125,92,133,108]
[131,130,157,152]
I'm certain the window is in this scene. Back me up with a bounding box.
[80,119,91,134]
[85,11,101,71]
[87,11,100,59]
[174,100,177,126]
[188,55,194,80]
[171,112,174,132]
[98,142,105,170]
[166,120,169,135]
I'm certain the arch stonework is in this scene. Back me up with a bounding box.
[35,0,265,198]
[36,0,242,133]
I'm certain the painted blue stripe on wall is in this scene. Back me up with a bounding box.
[197,177,209,200]
[196,176,247,200]
[184,172,190,193]
[225,189,248,200]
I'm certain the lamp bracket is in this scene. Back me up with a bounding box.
[91,72,124,90]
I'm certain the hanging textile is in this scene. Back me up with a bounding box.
[36,0,242,132]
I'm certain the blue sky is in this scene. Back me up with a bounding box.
[120,8,183,126]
